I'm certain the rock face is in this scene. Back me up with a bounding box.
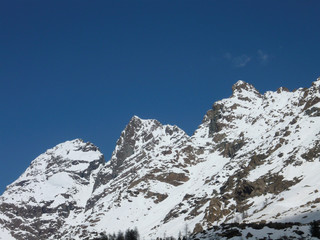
[1,79,320,240]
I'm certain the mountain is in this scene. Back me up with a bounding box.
[1,79,320,240]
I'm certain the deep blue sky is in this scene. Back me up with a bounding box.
[1,0,320,194]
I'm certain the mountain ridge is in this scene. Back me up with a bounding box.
[1,79,320,239]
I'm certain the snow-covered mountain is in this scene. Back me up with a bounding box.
[1,79,320,240]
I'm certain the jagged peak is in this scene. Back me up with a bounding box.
[129,115,160,125]
[45,138,100,156]
[130,115,142,121]
[231,80,261,96]
[119,115,187,149]
[21,139,104,178]
[112,115,188,166]
[276,86,290,93]
[6,139,104,195]
[125,116,163,137]
[311,77,320,89]
[233,79,247,87]
[127,115,143,128]
[113,117,162,163]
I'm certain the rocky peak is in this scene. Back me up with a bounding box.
[0,139,105,240]
[112,116,162,164]
[4,139,105,198]
[125,115,163,136]
[86,117,191,215]
[91,116,175,192]
[110,116,189,170]
[311,77,320,90]
[231,80,261,97]
[26,139,103,176]
[197,81,263,139]
[276,86,290,93]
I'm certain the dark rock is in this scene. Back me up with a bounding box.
[248,154,268,169]
[301,141,320,161]
[207,103,224,136]
[193,223,203,234]
[156,172,189,186]
[293,230,304,236]
[81,156,105,180]
[246,232,253,238]
[306,107,320,117]
[303,97,320,111]
[231,81,261,96]
[145,191,168,203]
[220,228,241,238]
[218,140,245,158]
[277,87,290,93]
[204,197,231,223]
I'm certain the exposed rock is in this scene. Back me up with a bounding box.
[156,172,190,186]
[306,107,320,117]
[277,87,290,93]
[303,97,320,111]
[193,223,203,234]
[219,228,242,238]
[207,103,224,136]
[301,141,320,161]
[231,80,261,97]
[217,140,245,158]
[204,198,230,223]
[145,191,168,203]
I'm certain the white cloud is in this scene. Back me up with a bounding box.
[224,53,251,68]
[223,50,271,68]
[224,52,232,60]
[233,55,251,67]
[257,50,269,65]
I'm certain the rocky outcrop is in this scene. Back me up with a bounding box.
[207,103,224,136]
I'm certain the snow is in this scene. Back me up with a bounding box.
[0,227,15,240]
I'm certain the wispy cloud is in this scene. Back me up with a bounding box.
[257,50,269,65]
[223,50,271,68]
[224,53,251,68]
[233,55,251,68]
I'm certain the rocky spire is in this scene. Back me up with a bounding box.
[112,116,161,163]
[311,77,320,90]
[231,80,261,96]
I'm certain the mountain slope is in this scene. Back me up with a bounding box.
[0,139,105,240]
[1,79,320,240]
[195,79,320,225]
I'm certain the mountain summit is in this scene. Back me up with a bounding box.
[1,79,320,240]
[231,80,260,95]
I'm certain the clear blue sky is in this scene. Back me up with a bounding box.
[1,0,320,194]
